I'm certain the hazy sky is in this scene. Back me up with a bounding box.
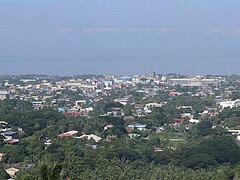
[0,0,240,75]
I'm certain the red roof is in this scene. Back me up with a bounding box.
[125,127,134,133]
[64,112,81,117]
[6,139,19,144]
[134,104,145,108]
[111,107,122,111]
[169,92,177,96]
[173,118,184,123]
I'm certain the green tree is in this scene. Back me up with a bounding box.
[0,166,10,180]
[35,162,62,180]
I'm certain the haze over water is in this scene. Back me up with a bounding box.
[0,0,240,75]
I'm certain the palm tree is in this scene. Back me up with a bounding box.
[36,162,62,180]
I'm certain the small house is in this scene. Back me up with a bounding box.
[128,124,147,131]
[1,131,18,141]
[5,167,20,178]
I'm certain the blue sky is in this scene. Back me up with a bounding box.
[0,0,240,75]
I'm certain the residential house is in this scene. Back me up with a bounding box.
[128,133,140,139]
[58,130,78,137]
[128,124,147,131]
[5,167,20,178]
[134,104,145,110]
[104,124,114,131]
[76,134,102,142]
[107,107,123,117]
[145,102,163,109]
[219,99,240,110]
[75,100,86,107]
[1,131,18,142]
[0,91,9,100]
[114,98,129,106]
[189,118,200,123]
[0,121,11,132]
[171,118,185,127]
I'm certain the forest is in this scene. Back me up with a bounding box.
[0,98,239,180]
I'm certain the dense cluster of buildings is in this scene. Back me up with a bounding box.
[1,73,240,178]
[0,73,228,116]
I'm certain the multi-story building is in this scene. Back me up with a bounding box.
[167,77,219,87]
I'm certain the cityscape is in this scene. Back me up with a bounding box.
[0,73,239,179]
[1,0,240,179]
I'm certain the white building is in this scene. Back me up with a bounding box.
[167,77,219,87]
[219,99,240,109]
[114,98,129,106]
[145,102,163,110]
[0,91,9,100]
[6,167,20,178]
[76,134,102,142]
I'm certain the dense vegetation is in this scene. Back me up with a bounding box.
[0,98,238,180]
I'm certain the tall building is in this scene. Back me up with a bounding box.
[145,71,156,79]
